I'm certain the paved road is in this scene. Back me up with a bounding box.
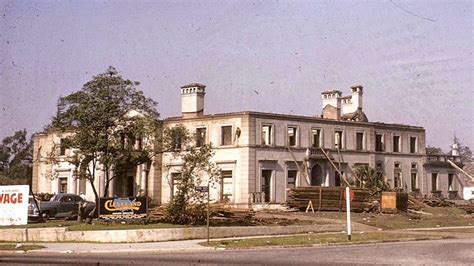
[1,238,473,265]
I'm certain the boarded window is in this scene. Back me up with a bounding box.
[287,127,297,147]
[356,132,364,151]
[375,133,384,152]
[393,136,400,153]
[311,129,321,148]
[262,125,272,145]
[410,137,417,153]
[221,126,232,146]
[196,128,206,147]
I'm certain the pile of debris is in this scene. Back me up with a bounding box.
[407,196,428,211]
[420,197,456,207]
[287,186,374,213]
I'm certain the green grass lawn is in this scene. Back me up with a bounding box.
[202,231,438,248]
[0,244,45,251]
[308,207,473,229]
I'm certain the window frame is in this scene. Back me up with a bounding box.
[431,173,438,191]
[220,125,233,146]
[409,136,418,154]
[287,126,298,147]
[195,127,207,147]
[375,133,384,152]
[355,131,365,151]
[310,128,322,148]
[261,124,274,146]
[334,129,345,149]
[393,135,401,153]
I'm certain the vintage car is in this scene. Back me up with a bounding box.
[28,196,41,221]
[40,193,95,220]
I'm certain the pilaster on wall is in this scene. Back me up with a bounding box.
[31,135,40,193]
[239,115,256,205]
[150,153,163,205]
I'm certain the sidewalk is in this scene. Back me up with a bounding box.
[18,239,213,254]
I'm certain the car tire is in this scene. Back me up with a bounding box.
[42,212,50,220]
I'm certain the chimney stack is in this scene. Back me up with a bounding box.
[321,90,342,120]
[180,83,206,118]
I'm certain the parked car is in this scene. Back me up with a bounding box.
[40,193,95,220]
[28,196,41,222]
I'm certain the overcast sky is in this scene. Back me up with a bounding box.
[1,0,472,151]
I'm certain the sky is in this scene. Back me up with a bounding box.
[0,0,473,151]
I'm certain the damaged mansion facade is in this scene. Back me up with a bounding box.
[32,83,472,207]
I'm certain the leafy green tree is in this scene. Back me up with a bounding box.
[50,66,160,217]
[0,129,32,185]
[165,125,221,225]
[426,146,444,155]
[353,165,390,192]
[453,136,473,162]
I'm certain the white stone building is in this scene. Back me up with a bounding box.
[32,83,470,206]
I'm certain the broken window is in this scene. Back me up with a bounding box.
[448,173,454,191]
[261,170,272,202]
[171,173,181,200]
[221,126,232,146]
[394,172,402,189]
[59,139,66,156]
[287,126,297,147]
[287,170,297,188]
[356,132,364,151]
[393,136,400,153]
[334,130,344,149]
[220,170,233,202]
[410,137,417,153]
[431,173,438,191]
[262,125,272,146]
[411,173,417,191]
[196,127,206,147]
[58,177,67,193]
[171,133,182,151]
[375,133,384,152]
[311,128,321,148]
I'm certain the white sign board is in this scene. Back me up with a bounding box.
[463,187,474,200]
[0,185,29,226]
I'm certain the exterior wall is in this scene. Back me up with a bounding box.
[31,131,153,202]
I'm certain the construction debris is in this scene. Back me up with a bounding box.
[287,186,375,213]
[421,197,455,208]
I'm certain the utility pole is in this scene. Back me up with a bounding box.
[207,181,210,245]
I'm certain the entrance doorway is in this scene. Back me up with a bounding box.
[261,170,272,202]
[311,164,323,186]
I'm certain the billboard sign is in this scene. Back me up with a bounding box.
[0,185,29,226]
[99,197,147,220]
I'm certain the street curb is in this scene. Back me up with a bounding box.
[215,236,458,251]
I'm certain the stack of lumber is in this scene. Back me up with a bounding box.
[287,186,373,213]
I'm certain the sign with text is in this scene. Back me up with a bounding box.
[0,185,29,226]
[195,186,209,193]
[99,197,147,220]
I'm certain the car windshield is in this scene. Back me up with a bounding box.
[50,194,61,202]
